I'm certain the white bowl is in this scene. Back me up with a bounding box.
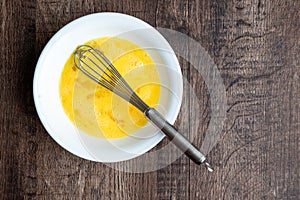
[33,12,183,162]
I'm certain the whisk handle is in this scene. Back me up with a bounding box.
[145,108,207,165]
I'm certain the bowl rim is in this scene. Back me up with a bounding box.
[33,12,183,162]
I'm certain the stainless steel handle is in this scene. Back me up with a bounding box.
[145,108,213,171]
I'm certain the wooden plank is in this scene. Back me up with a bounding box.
[35,0,116,199]
[188,0,300,199]
[0,0,38,199]
[155,0,191,199]
[35,0,160,199]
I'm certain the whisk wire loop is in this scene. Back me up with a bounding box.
[74,45,149,112]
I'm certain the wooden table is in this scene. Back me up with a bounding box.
[1,0,299,199]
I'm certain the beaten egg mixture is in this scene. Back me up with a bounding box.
[59,37,160,139]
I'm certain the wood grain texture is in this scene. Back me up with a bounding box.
[0,0,299,199]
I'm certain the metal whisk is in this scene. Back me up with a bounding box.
[74,45,213,172]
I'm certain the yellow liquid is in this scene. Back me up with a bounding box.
[59,37,160,139]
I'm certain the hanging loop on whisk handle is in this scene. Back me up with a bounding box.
[145,108,213,172]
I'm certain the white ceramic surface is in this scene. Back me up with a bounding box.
[33,12,183,162]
